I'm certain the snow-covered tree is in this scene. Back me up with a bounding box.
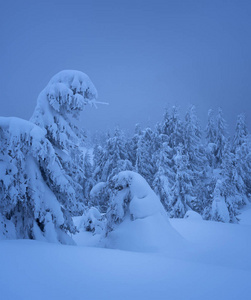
[89,182,110,213]
[211,179,230,223]
[136,128,156,187]
[206,109,216,144]
[215,108,228,166]
[233,114,249,150]
[232,114,251,199]
[92,144,105,183]
[31,70,98,214]
[209,141,241,223]
[183,106,206,213]
[105,171,166,234]
[169,145,194,218]
[126,123,142,168]
[99,127,133,182]
[83,150,95,203]
[152,142,174,211]
[161,106,183,149]
[0,117,76,243]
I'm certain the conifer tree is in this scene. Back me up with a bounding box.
[232,114,251,198]
[136,128,156,187]
[152,142,175,211]
[215,108,228,166]
[183,105,206,213]
[31,70,98,214]
[83,150,95,202]
[99,127,132,182]
[0,117,76,243]
[169,145,193,218]
[126,123,142,168]
[205,109,217,168]
[164,106,184,149]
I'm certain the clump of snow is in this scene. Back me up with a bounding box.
[48,70,98,101]
[90,182,107,198]
[184,210,203,221]
[78,207,106,235]
[108,171,166,221]
[105,171,182,252]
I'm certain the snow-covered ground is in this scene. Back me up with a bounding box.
[1,208,251,300]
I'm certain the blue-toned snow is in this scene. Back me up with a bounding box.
[0,206,251,300]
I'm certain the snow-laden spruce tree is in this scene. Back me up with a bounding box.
[183,106,207,213]
[203,108,237,222]
[0,117,76,243]
[205,109,217,168]
[232,114,251,199]
[92,144,105,183]
[95,127,133,182]
[211,141,242,223]
[152,142,175,211]
[91,128,133,212]
[184,106,204,169]
[31,70,98,213]
[215,108,228,166]
[205,108,229,169]
[160,106,184,149]
[105,171,166,231]
[136,128,157,187]
[83,150,95,202]
[211,179,231,223]
[126,123,142,168]
[169,145,194,218]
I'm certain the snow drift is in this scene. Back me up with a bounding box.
[104,171,182,252]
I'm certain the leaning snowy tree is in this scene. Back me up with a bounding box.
[0,70,101,242]
[0,117,77,243]
[31,70,99,213]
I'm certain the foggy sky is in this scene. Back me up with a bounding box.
[1,0,251,136]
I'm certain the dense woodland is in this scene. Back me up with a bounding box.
[89,106,250,223]
[0,71,250,243]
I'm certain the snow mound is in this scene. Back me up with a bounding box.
[78,207,105,235]
[114,171,166,219]
[106,171,182,252]
[184,210,203,220]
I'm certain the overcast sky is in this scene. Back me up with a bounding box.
[1,0,251,135]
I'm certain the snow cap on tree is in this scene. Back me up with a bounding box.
[45,70,97,111]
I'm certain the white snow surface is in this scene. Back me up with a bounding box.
[1,207,251,300]
[1,169,250,299]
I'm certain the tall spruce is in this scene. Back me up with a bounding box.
[136,128,156,187]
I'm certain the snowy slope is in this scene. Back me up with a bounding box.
[1,208,251,300]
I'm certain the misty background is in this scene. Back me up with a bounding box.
[1,0,251,136]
